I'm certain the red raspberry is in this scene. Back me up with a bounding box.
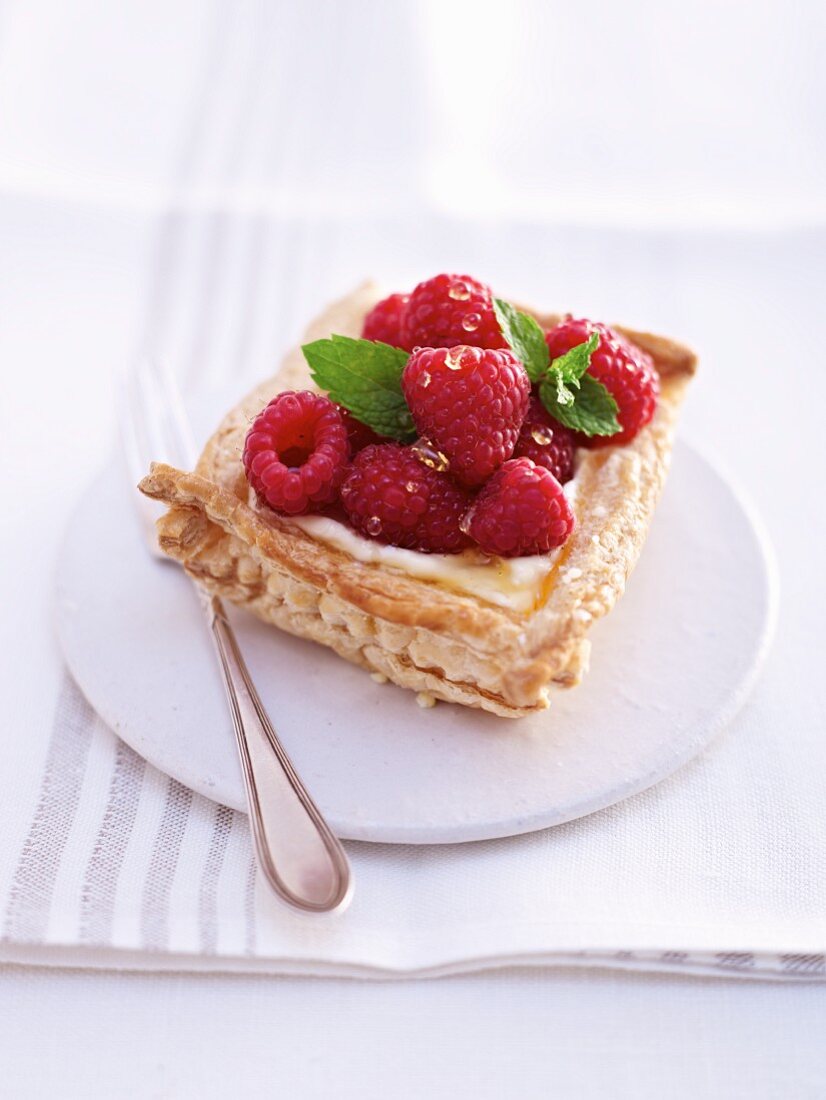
[403,273,507,350]
[513,395,576,483]
[243,391,349,515]
[336,405,386,454]
[467,458,575,558]
[545,317,659,446]
[401,345,530,487]
[340,443,472,554]
[362,293,410,349]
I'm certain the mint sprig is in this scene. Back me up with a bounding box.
[302,335,415,441]
[493,298,549,382]
[550,332,600,384]
[495,303,620,438]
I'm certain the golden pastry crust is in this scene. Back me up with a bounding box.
[139,282,696,717]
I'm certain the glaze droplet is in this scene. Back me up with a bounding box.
[531,425,555,446]
[444,347,468,371]
[411,439,450,473]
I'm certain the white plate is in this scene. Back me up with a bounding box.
[56,439,776,844]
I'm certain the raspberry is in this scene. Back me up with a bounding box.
[401,345,530,487]
[545,317,659,446]
[513,395,576,483]
[243,390,349,515]
[362,293,410,349]
[467,458,575,558]
[340,443,472,554]
[403,273,507,350]
[336,405,386,454]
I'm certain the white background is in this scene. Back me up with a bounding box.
[1,0,823,225]
[1,1,824,1096]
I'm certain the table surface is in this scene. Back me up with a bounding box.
[0,964,824,1100]
[1,0,824,1094]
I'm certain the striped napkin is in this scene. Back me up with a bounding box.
[3,40,825,975]
[4,678,256,960]
[1,189,824,980]
[1,0,824,985]
[1,183,823,979]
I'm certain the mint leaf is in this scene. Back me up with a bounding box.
[550,332,599,382]
[539,372,620,437]
[538,333,619,436]
[544,333,599,410]
[493,299,549,382]
[302,335,415,440]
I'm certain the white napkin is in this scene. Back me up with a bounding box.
[1,194,824,982]
[1,0,824,989]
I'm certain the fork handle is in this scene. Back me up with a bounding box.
[200,588,352,914]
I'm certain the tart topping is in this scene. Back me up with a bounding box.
[242,273,661,559]
[401,345,530,487]
[242,390,349,515]
[513,395,576,484]
[361,292,411,349]
[402,273,508,351]
[466,458,575,558]
[340,443,472,554]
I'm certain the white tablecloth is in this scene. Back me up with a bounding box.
[0,965,824,1099]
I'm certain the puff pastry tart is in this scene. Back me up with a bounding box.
[139,276,696,718]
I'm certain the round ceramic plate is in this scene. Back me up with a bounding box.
[56,439,776,844]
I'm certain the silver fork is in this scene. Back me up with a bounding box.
[119,359,353,915]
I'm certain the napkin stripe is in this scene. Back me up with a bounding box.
[140,779,194,951]
[781,954,826,975]
[78,740,146,945]
[2,677,96,943]
[198,803,234,954]
[244,852,257,955]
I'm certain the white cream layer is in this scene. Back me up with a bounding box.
[290,478,578,613]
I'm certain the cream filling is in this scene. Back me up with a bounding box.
[290,478,579,613]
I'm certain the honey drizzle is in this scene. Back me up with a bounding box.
[533,539,575,611]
